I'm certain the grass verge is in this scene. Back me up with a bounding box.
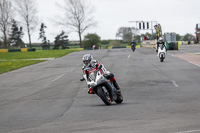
[0,49,82,74]
[0,49,82,60]
[0,60,44,74]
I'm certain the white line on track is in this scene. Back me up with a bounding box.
[43,83,51,88]
[52,74,65,82]
[169,53,200,68]
[168,53,174,56]
[171,80,179,87]
[188,61,200,67]
[128,54,131,59]
[44,73,65,88]
[43,67,74,88]
[174,129,200,133]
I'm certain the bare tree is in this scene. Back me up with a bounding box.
[0,0,13,49]
[14,0,38,49]
[116,27,133,42]
[58,0,96,48]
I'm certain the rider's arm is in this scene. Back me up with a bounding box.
[164,43,167,51]
[82,66,89,81]
[96,61,109,74]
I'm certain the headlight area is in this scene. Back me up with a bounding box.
[88,83,96,88]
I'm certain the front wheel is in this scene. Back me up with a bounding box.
[131,46,135,52]
[159,53,165,62]
[97,87,111,105]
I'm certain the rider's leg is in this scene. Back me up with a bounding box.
[109,73,121,93]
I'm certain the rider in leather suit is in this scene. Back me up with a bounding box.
[81,54,121,94]
[156,37,166,52]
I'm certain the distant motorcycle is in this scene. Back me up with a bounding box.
[130,41,136,52]
[131,44,136,52]
[81,67,123,105]
[157,43,167,62]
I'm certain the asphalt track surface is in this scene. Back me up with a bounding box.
[1,45,200,133]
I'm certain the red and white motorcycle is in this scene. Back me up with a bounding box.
[82,68,123,105]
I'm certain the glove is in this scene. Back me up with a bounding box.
[80,78,85,81]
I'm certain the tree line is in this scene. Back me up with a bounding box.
[0,0,96,49]
[116,27,196,43]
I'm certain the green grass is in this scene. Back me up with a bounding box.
[0,49,82,74]
[0,60,44,74]
[0,49,82,60]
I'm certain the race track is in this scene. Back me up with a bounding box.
[1,46,200,133]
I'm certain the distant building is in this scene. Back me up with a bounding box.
[195,23,200,43]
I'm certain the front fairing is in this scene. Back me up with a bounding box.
[86,71,115,101]
[158,44,166,57]
[87,70,107,88]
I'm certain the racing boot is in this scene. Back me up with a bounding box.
[113,81,121,94]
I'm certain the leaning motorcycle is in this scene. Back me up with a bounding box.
[83,68,123,105]
[157,43,167,62]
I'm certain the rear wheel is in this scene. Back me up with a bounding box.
[97,87,111,105]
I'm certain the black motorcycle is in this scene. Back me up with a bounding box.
[131,44,136,52]
[130,41,136,52]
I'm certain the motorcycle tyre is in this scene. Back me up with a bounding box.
[114,93,123,104]
[131,48,135,52]
[131,46,135,52]
[97,87,112,105]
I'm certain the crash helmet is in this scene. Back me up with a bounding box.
[131,41,136,44]
[82,54,93,67]
[159,37,163,42]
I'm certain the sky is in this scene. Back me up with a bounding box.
[28,0,200,43]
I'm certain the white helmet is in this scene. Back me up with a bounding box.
[159,37,163,42]
[82,54,93,67]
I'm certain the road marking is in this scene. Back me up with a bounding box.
[188,61,200,67]
[170,53,200,68]
[128,54,131,59]
[168,53,174,56]
[44,83,50,88]
[171,80,179,87]
[44,74,65,88]
[174,130,200,133]
[52,74,65,82]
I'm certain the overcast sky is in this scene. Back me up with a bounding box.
[29,0,200,43]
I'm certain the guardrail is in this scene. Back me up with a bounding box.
[0,49,9,53]
[0,48,35,53]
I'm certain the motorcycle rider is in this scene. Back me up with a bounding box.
[130,41,136,51]
[130,41,136,46]
[156,37,166,52]
[81,54,121,94]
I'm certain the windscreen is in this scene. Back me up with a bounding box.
[88,72,97,81]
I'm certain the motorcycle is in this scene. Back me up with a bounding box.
[81,68,123,105]
[157,43,167,62]
[131,44,136,52]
